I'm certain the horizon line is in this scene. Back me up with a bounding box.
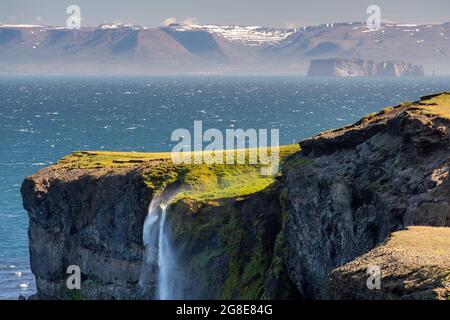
[1,20,449,30]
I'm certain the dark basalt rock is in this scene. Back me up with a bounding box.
[282,102,450,299]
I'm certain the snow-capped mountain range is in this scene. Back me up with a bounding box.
[0,22,449,74]
[0,22,296,46]
[164,23,295,46]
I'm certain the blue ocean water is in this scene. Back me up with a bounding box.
[0,75,449,299]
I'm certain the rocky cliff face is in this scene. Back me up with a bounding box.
[21,166,153,299]
[21,93,450,300]
[281,94,450,298]
[307,59,425,77]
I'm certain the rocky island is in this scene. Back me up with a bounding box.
[21,93,450,300]
[307,58,425,77]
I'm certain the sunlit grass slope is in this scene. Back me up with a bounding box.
[56,145,300,201]
[416,92,450,119]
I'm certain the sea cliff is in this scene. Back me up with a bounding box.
[21,93,450,300]
[307,59,425,77]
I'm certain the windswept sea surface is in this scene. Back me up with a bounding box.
[0,75,449,299]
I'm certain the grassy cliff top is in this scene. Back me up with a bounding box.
[57,150,174,169]
[416,92,450,119]
[55,145,300,201]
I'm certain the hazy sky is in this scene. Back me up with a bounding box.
[1,0,449,27]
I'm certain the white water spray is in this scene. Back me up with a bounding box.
[140,194,179,300]
[157,204,177,300]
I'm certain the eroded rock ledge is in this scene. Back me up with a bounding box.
[327,226,450,300]
[21,93,450,300]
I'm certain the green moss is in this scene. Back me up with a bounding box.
[176,163,275,201]
[168,193,281,300]
[219,212,246,299]
[140,161,182,192]
[66,289,84,300]
[218,206,279,299]
[56,145,299,201]
[239,248,269,299]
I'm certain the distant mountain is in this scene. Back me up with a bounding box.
[0,22,449,74]
[263,22,450,74]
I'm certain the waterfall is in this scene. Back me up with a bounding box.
[140,194,179,300]
[157,205,177,300]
